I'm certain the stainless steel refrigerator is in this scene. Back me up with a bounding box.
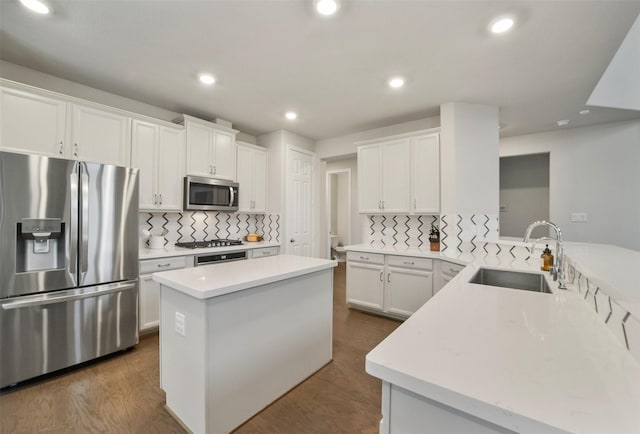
[0,151,139,387]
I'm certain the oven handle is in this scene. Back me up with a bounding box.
[1,281,136,310]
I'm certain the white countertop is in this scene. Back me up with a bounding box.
[363,247,640,433]
[140,241,280,260]
[152,254,337,299]
[344,243,471,265]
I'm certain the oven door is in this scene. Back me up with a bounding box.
[184,176,239,211]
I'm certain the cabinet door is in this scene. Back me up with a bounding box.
[185,120,213,177]
[385,266,433,317]
[357,144,382,213]
[157,127,184,211]
[139,274,160,332]
[252,147,268,213]
[346,261,384,310]
[411,134,440,213]
[131,120,159,210]
[72,105,130,166]
[0,87,67,158]
[236,145,253,212]
[381,139,410,213]
[213,130,236,180]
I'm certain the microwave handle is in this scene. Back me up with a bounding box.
[229,186,235,207]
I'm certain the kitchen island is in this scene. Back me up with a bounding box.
[152,255,337,434]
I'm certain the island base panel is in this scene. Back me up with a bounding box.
[382,382,518,434]
[161,268,334,434]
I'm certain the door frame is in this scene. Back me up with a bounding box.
[325,168,352,259]
[285,145,316,256]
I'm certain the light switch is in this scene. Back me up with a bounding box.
[571,213,588,222]
[175,312,186,336]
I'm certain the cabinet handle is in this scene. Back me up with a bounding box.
[213,165,216,174]
[382,200,385,210]
[159,194,163,205]
[157,263,171,268]
[414,199,417,209]
[58,141,64,155]
[403,261,415,265]
[379,271,383,282]
[359,256,369,261]
[153,194,157,205]
[73,143,79,158]
[387,272,391,283]
[262,251,269,255]
[209,165,213,174]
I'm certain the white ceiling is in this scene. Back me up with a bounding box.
[1,0,639,141]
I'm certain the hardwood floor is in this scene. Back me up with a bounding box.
[0,263,401,433]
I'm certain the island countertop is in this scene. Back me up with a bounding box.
[152,254,337,299]
[363,248,640,433]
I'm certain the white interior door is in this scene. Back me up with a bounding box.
[287,148,313,256]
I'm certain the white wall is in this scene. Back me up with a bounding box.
[499,153,550,238]
[440,102,499,215]
[316,116,440,160]
[501,120,640,251]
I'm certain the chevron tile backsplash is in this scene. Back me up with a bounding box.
[367,215,438,248]
[440,214,499,253]
[140,212,280,247]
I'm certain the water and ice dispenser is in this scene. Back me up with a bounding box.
[16,218,65,273]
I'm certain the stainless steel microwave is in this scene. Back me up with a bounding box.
[183,176,239,211]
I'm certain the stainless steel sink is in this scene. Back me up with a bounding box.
[469,268,552,294]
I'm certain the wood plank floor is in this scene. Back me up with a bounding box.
[0,263,401,433]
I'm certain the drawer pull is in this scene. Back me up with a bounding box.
[403,261,415,265]
[360,256,369,261]
[157,263,171,268]
[262,251,270,255]
[450,268,459,274]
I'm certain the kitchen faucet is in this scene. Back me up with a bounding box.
[523,221,567,289]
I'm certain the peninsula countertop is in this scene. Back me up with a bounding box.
[152,254,337,299]
[358,244,640,433]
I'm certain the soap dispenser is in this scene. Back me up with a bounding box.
[541,244,554,271]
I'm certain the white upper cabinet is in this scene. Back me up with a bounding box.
[131,119,184,211]
[411,133,440,213]
[357,130,440,214]
[184,115,238,181]
[358,138,410,213]
[236,141,268,213]
[71,104,130,166]
[0,86,67,158]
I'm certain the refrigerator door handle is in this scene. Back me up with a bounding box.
[1,281,137,310]
[69,165,79,277]
[80,162,90,277]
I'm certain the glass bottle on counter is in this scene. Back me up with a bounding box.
[541,244,554,271]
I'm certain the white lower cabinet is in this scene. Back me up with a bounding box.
[347,252,433,319]
[139,255,192,333]
[249,246,280,258]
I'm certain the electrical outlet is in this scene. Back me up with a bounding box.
[499,204,507,212]
[571,213,588,222]
[175,312,185,336]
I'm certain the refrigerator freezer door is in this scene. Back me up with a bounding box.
[0,280,139,387]
[79,161,139,287]
[0,152,78,298]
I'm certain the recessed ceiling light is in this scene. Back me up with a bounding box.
[388,77,405,89]
[490,17,514,34]
[198,73,215,85]
[579,109,591,115]
[285,112,298,120]
[314,0,340,16]
[19,0,50,14]
[556,120,570,127]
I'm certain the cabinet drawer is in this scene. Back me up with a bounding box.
[387,255,432,270]
[252,247,279,258]
[441,261,465,277]
[347,251,384,265]
[140,256,190,274]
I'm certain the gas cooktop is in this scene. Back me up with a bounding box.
[175,239,243,249]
